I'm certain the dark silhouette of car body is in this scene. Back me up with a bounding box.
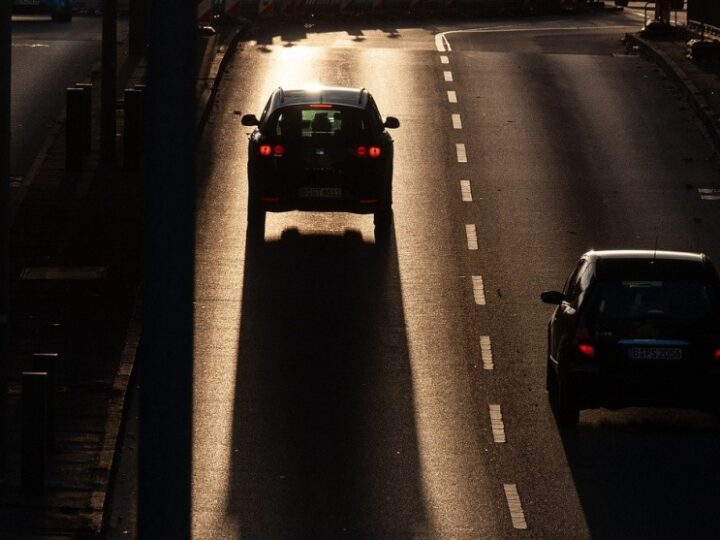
[541,250,720,427]
[241,86,399,243]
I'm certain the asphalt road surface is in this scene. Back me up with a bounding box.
[10,14,101,179]
[109,9,720,539]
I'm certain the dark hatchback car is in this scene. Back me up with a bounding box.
[541,250,720,427]
[241,86,399,242]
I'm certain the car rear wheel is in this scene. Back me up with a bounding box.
[373,207,393,246]
[552,354,579,428]
[247,201,265,243]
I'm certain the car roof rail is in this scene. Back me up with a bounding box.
[278,87,285,103]
[358,87,367,105]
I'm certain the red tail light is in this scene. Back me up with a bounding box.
[714,348,720,361]
[356,145,382,158]
[259,144,284,157]
[578,343,595,358]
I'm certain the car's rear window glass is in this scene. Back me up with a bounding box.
[595,279,717,324]
[265,106,371,139]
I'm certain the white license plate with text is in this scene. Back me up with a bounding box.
[297,187,342,199]
[629,347,682,361]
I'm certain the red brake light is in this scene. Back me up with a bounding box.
[259,144,284,157]
[578,344,595,358]
[310,103,332,109]
[368,146,382,158]
[356,146,367,157]
[714,348,720,361]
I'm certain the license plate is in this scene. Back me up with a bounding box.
[17,0,42,5]
[297,187,341,199]
[629,347,682,360]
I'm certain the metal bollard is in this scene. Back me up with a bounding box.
[32,353,58,452]
[123,88,144,171]
[22,372,47,494]
[75,83,93,153]
[66,87,85,172]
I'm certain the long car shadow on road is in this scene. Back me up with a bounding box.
[226,227,428,538]
[560,410,720,539]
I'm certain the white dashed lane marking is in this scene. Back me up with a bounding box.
[452,113,462,129]
[465,224,478,250]
[699,188,720,200]
[460,180,472,202]
[472,275,486,305]
[503,484,528,530]
[456,143,467,163]
[489,404,506,443]
[480,335,493,370]
[440,55,449,64]
[448,90,457,103]
[444,70,453,82]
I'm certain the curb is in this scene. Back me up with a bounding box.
[624,32,720,154]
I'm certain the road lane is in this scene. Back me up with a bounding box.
[446,14,720,539]
[11,16,101,177]
[194,22,507,539]
[190,12,720,539]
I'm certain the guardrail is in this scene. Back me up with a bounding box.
[209,0,606,18]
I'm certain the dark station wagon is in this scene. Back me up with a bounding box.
[241,86,399,243]
[542,250,720,427]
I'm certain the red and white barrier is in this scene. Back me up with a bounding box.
[197,0,213,24]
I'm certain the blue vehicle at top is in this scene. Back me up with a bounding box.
[12,0,73,22]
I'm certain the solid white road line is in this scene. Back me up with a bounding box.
[460,180,472,202]
[480,335,493,370]
[503,484,528,530]
[465,224,478,250]
[440,55,449,64]
[472,275,486,305]
[444,70,453,82]
[489,404,506,443]
[448,90,457,103]
[456,143,467,163]
[452,113,462,129]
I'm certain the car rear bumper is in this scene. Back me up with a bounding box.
[258,197,385,215]
[567,367,720,410]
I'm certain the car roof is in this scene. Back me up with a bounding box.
[269,86,370,111]
[585,250,706,263]
[584,250,717,281]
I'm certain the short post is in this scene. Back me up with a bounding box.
[32,353,58,452]
[22,372,47,494]
[66,87,85,172]
[75,83,93,153]
[124,88,144,171]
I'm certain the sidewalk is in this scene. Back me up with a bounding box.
[0,15,249,539]
[625,25,720,153]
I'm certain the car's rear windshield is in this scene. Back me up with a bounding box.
[593,279,719,325]
[263,105,374,140]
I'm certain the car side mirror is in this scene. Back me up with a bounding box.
[540,290,566,305]
[384,116,400,129]
[241,114,260,126]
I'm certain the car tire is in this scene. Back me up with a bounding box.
[373,207,393,246]
[555,368,579,428]
[247,200,265,243]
